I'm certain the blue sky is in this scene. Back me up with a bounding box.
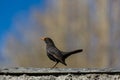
[0,0,46,60]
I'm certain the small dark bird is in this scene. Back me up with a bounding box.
[41,37,83,68]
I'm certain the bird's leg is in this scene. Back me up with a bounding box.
[52,62,59,68]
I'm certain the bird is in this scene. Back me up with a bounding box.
[41,37,83,68]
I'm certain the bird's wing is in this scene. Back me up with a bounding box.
[48,47,64,63]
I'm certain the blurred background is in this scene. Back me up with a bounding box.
[0,0,120,68]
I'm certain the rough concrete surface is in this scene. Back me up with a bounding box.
[0,74,120,80]
[0,68,120,80]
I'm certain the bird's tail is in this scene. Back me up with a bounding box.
[63,49,83,59]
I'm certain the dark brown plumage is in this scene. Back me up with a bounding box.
[41,37,83,68]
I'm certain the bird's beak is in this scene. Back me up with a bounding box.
[40,37,46,40]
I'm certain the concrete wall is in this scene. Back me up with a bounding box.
[0,68,120,80]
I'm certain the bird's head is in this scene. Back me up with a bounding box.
[41,37,55,46]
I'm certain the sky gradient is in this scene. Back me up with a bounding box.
[0,0,46,60]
